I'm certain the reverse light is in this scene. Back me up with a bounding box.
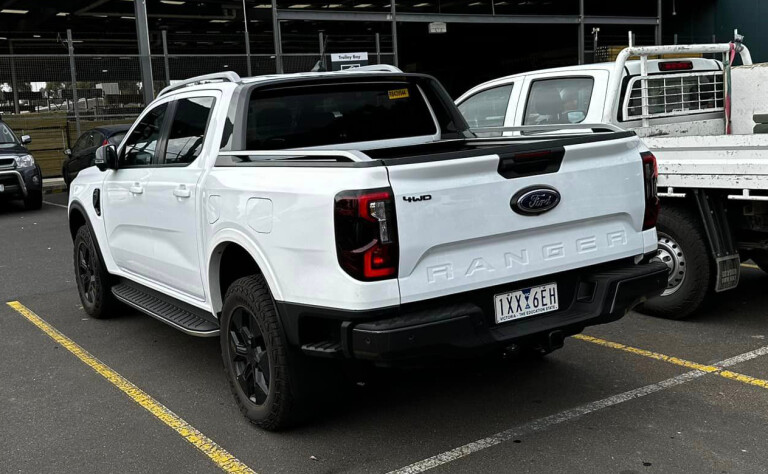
[334,188,399,281]
[641,151,660,230]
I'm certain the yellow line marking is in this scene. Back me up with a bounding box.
[7,301,256,474]
[741,263,760,270]
[574,334,768,390]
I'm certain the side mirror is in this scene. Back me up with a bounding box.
[21,135,31,145]
[94,145,118,172]
[63,148,72,156]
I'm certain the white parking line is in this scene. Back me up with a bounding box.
[43,201,68,209]
[387,344,768,474]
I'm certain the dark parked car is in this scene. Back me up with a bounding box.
[62,125,130,187]
[0,119,43,210]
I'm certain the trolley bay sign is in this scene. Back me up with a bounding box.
[330,52,369,71]
[429,22,447,34]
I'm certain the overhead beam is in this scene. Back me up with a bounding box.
[277,11,579,24]
[582,16,659,26]
[276,10,659,26]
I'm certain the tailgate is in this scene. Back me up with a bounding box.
[386,136,649,303]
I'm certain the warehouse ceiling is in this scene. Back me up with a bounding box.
[0,0,672,55]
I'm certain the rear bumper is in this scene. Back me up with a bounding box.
[278,259,668,363]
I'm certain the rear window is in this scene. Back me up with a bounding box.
[524,77,594,125]
[109,132,126,145]
[245,82,437,150]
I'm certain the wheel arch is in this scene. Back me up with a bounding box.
[207,231,282,315]
[68,201,88,241]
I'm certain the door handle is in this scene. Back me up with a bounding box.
[173,185,191,198]
[129,183,143,195]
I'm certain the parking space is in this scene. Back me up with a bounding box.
[4,197,768,473]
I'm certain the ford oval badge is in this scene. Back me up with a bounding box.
[511,186,561,216]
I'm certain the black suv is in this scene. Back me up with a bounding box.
[0,119,42,210]
[62,125,129,188]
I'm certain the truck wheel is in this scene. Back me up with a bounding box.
[74,225,117,319]
[221,275,303,431]
[640,206,712,320]
[24,190,43,210]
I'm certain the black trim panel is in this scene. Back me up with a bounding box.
[276,259,668,362]
[215,131,636,169]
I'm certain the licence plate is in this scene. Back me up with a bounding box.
[494,282,559,324]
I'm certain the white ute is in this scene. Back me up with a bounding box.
[68,68,667,429]
[458,38,767,320]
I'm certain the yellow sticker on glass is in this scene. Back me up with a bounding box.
[388,88,410,100]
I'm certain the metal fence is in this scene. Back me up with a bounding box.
[0,33,394,177]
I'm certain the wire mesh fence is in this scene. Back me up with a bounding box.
[0,33,394,177]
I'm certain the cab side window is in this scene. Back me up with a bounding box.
[458,85,514,130]
[162,97,215,165]
[524,77,594,125]
[121,103,169,167]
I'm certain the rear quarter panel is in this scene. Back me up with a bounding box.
[203,165,401,311]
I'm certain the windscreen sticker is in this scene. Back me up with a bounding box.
[388,88,410,100]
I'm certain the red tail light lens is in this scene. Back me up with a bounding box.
[641,151,660,230]
[659,61,693,71]
[102,138,110,146]
[334,188,398,281]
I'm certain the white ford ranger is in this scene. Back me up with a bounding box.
[68,68,667,430]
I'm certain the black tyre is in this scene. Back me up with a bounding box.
[221,274,304,431]
[640,205,712,320]
[23,190,43,210]
[74,225,117,319]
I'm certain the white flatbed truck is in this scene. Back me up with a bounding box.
[457,39,768,319]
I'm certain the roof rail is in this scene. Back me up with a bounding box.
[339,64,403,73]
[157,71,241,98]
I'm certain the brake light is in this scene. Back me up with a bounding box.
[641,151,660,230]
[659,61,693,71]
[334,188,398,281]
[102,138,109,146]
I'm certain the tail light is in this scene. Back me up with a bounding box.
[102,138,110,146]
[334,188,399,281]
[641,151,660,230]
[658,61,693,71]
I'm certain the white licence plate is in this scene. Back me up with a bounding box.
[494,282,559,324]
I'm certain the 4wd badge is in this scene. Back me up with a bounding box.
[511,186,561,216]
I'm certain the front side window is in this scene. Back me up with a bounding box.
[458,84,514,130]
[245,82,437,150]
[121,103,168,167]
[0,123,19,146]
[163,97,215,165]
[524,77,594,125]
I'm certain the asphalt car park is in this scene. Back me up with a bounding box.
[3,194,768,474]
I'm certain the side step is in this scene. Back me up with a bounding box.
[111,281,219,337]
[301,341,343,358]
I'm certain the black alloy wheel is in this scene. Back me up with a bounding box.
[77,242,97,306]
[228,306,271,406]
